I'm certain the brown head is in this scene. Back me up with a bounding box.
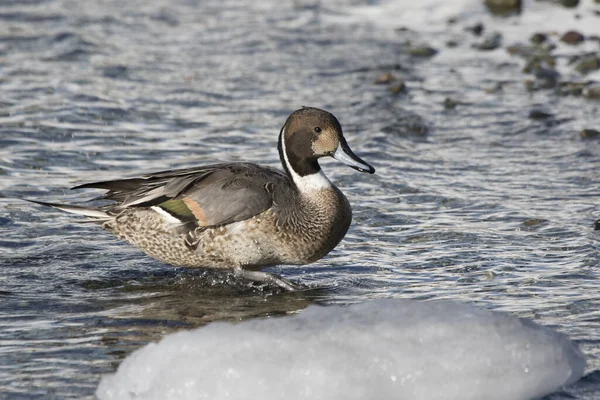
[278,107,375,180]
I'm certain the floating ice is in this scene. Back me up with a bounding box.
[96,299,585,400]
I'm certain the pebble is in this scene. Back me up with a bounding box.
[407,45,438,57]
[484,270,496,280]
[582,85,600,99]
[560,0,579,7]
[528,110,554,120]
[574,55,600,74]
[444,97,459,109]
[560,30,585,45]
[522,218,548,227]
[389,81,407,94]
[474,32,503,51]
[580,128,600,139]
[530,33,548,45]
[375,72,396,84]
[556,81,586,96]
[484,0,522,15]
[466,22,485,36]
[102,65,128,78]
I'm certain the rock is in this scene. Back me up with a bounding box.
[561,0,579,7]
[444,97,459,109]
[466,22,485,36]
[595,219,600,231]
[580,128,600,139]
[407,45,438,57]
[102,65,128,78]
[484,270,496,280]
[474,32,503,50]
[523,57,552,73]
[530,67,560,89]
[484,0,522,16]
[530,33,548,45]
[582,85,600,99]
[561,30,585,45]
[522,218,548,227]
[389,81,407,94]
[529,110,554,120]
[556,81,586,96]
[506,44,535,58]
[375,72,396,84]
[446,40,459,48]
[524,79,536,92]
[574,55,600,74]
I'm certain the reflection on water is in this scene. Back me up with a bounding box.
[1,0,599,398]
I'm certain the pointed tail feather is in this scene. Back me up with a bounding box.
[26,199,112,220]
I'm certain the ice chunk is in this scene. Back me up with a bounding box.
[96,299,585,400]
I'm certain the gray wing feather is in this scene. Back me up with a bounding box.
[74,163,286,227]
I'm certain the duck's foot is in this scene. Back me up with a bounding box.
[233,267,301,291]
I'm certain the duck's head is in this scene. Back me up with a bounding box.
[278,107,375,180]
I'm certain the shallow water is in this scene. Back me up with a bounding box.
[1,0,599,398]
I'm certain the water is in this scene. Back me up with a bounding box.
[0,0,599,398]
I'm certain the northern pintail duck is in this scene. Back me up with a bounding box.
[31,107,375,290]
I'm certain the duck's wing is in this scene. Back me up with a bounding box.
[73,163,286,227]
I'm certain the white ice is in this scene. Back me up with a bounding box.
[96,299,585,400]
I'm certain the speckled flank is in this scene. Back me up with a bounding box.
[105,187,351,270]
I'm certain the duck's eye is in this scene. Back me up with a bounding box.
[314,127,322,133]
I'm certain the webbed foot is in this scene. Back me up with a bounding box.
[233,267,301,291]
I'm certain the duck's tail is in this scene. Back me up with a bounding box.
[26,199,113,222]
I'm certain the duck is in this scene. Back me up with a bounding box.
[30,107,375,290]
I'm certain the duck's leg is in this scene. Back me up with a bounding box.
[233,267,301,291]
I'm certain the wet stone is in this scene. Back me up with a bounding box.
[529,109,554,120]
[535,67,560,88]
[444,97,459,109]
[522,218,548,227]
[407,45,438,57]
[523,55,556,73]
[557,81,586,96]
[102,65,128,78]
[389,81,407,94]
[530,33,548,45]
[560,0,579,8]
[484,270,496,280]
[484,0,522,16]
[560,0,579,7]
[474,32,502,51]
[507,44,535,58]
[574,55,600,74]
[561,30,585,45]
[466,22,485,36]
[580,128,600,139]
[375,72,396,84]
[582,85,600,99]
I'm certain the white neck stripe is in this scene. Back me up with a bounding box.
[281,126,332,192]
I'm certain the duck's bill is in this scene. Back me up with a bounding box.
[332,141,375,174]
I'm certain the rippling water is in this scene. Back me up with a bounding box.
[1,0,599,398]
